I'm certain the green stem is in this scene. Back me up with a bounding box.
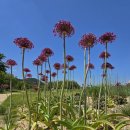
[67,62,69,91]
[84,47,90,125]
[104,43,108,114]
[60,33,66,129]
[44,62,47,100]
[22,48,31,130]
[56,70,59,95]
[79,48,87,117]
[7,66,13,130]
[48,57,52,115]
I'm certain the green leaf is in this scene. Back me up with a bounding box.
[92,120,115,130]
[72,125,95,130]
[115,119,130,130]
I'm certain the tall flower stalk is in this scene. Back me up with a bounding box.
[99,32,116,114]
[13,37,34,130]
[98,51,111,115]
[53,20,74,128]
[6,59,17,129]
[86,63,94,105]
[51,72,57,89]
[53,63,61,94]
[69,65,76,105]
[42,48,54,115]
[66,55,74,91]
[33,58,42,126]
[79,33,97,125]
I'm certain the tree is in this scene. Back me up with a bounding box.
[0,53,7,72]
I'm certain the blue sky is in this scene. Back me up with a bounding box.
[0,0,130,84]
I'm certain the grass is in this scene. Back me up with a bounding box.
[0,90,37,115]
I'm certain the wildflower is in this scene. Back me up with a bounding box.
[86,63,94,69]
[79,33,97,48]
[23,68,31,73]
[41,48,54,57]
[53,63,61,70]
[53,20,74,37]
[51,72,57,78]
[99,51,111,59]
[13,37,34,49]
[99,32,116,44]
[6,59,17,66]
[66,55,74,62]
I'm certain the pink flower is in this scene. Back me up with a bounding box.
[53,20,75,37]
[6,59,17,66]
[101,62,113,69]
[69,65,77,70]
[51,72,57,77]
[41,48,54,57]
[41,75,48,82]
[99,51,111,59]
[53,63,61,70]
[23,68,31,72]
[66,55,74,62]
[79,33,97,48]
[33,58,42,66]
[99,32,116,44]
[46,70,50,74]
[86,63,94,69]
[38,53,47,62]
[13,37,34,49]
[26,74,32,78]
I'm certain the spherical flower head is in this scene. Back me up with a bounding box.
[33,58,42,66]
[99,32,116,44]
[69,65,77,70]
[86,63,94,69]
[41,75,48,82]
[13,37,34,49]
[38,53,47,62]
[99,51,111,59]
[46,70,50,74]
[53,63,61,70]
[61,63,68,69]
[53,20,75,37]
[42,48,54,57]
[66,55,74,62]
[51,72,57,77]
[23,68,31,73]
[101,62,113,69]
[6,59,17,66]
[26,74,32,78]
[79,33,97,48]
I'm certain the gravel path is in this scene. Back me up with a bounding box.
[0,93,10,104]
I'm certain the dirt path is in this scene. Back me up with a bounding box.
[0,93,10,104]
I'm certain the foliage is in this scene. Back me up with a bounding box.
[0,53,7,73]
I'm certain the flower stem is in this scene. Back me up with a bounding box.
[56,70,59,95]
[48,57,52,115]
[60,33,66,129]
[22,48,31,130]
[7,66,13,130]
[104,43,108,114]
